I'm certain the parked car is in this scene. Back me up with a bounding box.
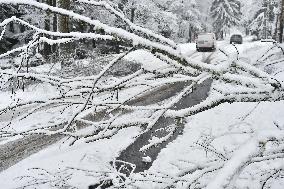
[261,36,276,43]
[230,34,243,44]
[260,38,276,43]
[196,33,216,52]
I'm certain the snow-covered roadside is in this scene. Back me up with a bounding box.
[0,40,283,188]
[141,100,284,188]
[133,42,284,188]
[178,43,196,57]
[0,49,174,187]
[0,126,141,188]
[0,52,163,135]
[0,69,63,144]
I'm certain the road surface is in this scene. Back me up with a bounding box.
[0,134,63,172]
[0,42,227,175]
[114,51,214,173]
[88,51,215,188]
[116,78,212,174]
[0,51,214,174]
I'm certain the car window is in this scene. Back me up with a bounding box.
[198,34,214,40]
[231,35,242,39]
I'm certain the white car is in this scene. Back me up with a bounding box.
[196,33,217,52]
[260,38,276,43]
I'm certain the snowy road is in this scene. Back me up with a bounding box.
[0,48,215,175]
[0,134,63,172]
[114,40,260,175]
[0,40,259,175]
[0,40,281,189]
[114,51,215,176]
[116,79,212,174]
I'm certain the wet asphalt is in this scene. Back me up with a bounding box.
[115,79,212,175]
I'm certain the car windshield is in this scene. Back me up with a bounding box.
[198,34,213,40]
[231,35,242,39]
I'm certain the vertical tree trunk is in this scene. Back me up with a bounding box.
[43,0,52,59]
[58,0,70,33]
[130,7,135,23]
[264,1,268,39]
[51,0,58,55]
[279,0,284,43]
[188,24,192,43]
[52,0,57,33]
[9,22,14,33]
[274,14,279,40]
[58,0,71,67]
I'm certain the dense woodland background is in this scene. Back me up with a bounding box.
[0,0,283,64]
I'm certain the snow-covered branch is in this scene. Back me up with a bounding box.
[0,1,284,188]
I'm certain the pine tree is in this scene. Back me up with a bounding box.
[279,0,284,42]
[169,0,202,42]
[249,0,278,39]
[210,0,241,39]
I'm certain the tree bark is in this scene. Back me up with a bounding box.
[58,0,70,33]
[130,7,135,23]
[279,0,284,43]
[274,14,279,40]
[43,0,52,59]
[52,0,57,33]
[51,0,57,55]
[58,0,71,67]
[188,24,192,43]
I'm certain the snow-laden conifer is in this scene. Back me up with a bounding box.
[210,0,242,39]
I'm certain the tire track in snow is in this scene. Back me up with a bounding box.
[0,134,63,172]
[112,51,215,176]
[115,79,212,174]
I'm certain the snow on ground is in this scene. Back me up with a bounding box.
[133,41,284,188]
[178,43,196,57]
[0,126,141,188]
[0,82,59,110]
[142,101,284,188]
[0,40,284,188]
[125,49,173,72]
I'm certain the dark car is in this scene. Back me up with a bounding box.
[230,34,243,44]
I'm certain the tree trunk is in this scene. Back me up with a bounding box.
[279,0,284,43]
[9,22,14,33]
[130,7,135,23]
[274,14,279,40]
[51,0,58,56]
[58,0,71,67]
[58,0,70,33]
[43,0,52,59]
[52,0,57,32]
[188,24,192,43]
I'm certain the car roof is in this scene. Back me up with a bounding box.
[231,34,242,37]
[198,33,215,35]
